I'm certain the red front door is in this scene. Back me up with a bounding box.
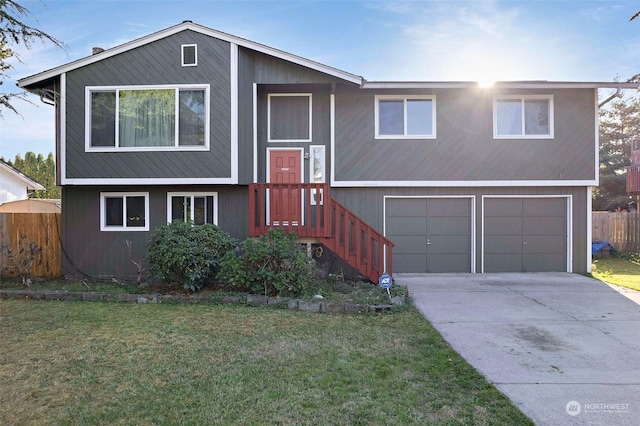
[269,150,302,224]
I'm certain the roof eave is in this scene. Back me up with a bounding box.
[361,81,640,90]
[18,21,363,89]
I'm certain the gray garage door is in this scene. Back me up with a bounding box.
[386,198,471,273]
[484,198,567,272]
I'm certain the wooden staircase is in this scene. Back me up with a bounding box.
[249,183,394,283]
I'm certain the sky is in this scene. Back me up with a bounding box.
[1,0,640,160]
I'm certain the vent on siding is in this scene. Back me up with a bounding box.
[182,44,197,67]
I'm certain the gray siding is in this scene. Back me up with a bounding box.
[330,186,590,274]
[255,86,333,182]
[65,30,233,179]
[334,87,596,182]
[62,184,248,280]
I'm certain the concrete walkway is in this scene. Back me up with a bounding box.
[397,272,640,426]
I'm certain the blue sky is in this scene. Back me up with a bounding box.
[1,0,640,160]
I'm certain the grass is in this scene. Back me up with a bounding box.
[592,255,640,290]
[0,300,532,425]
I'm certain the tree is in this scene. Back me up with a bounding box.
[1,0,63,116]
[7,151,60,199]
[595,93,640,211]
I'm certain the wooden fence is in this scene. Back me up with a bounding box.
[592,212,640,252]
[0,213,62,279]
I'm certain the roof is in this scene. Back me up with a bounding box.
[18,21,363,88]
[0,159,46,191]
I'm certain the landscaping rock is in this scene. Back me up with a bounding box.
[26,291,45,300]
[45,291,66,300]
[222,295,243,304]
[298,300,321,313]
[323,302,344,314]
[82,292,104,302]
[246,294,268,305]
[267,297,289,307]
[0,290,7,299]
[369,304,393,313]
[345,303,367,314]
[287,299,299,310]
[390,296,405,305]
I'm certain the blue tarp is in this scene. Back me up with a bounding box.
[592,240,616,256]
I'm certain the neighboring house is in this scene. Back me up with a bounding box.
[17,21,639,280]
[0,159,46,205]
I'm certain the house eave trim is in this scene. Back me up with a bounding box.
[330,179,597,187]
[61,178,236,185]
[361,81,640,90]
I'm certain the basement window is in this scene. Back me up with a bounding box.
[182,44,197,67]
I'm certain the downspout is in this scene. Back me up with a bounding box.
[598,87,621,108]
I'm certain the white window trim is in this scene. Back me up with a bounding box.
[375,95,436,139]
[85,84,210,152]
[181,44,198,67]
[100,192,149,231]
[166,192,218,225]
[267,93,313,142]
[493,95,554,139]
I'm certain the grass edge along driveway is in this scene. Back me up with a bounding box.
[0,301,533,425]
[592,256,640,291]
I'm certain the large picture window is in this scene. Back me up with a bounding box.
[268,93,312,142]
[100,192,149,231]
[167,192,218,225]
[87,85,209,151]
[375,95,436,139]
[494,96,553,138]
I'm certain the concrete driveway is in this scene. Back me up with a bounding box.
[397,272,640,426]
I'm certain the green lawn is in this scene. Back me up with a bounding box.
[592,256,640,290]
[0,300,532,425]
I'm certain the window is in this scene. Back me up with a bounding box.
[268,94,312,142]
[309,145,325,205]
[87,85,209,151]
[167,192,218,225]
[182,44,197,67]
[494,96,553,138]
[375,95,436,139]
[100,192,149,231]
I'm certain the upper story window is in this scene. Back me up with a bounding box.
[375,95,436,139]
[167,192,217,225]
[494,95,553,139]
[87,85,209,151]
[100,192,149,231]
[268,93,312,142]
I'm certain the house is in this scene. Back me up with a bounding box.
[0,159,45,205]
[17,21,639,280]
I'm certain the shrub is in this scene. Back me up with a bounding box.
[146,221,236,291]
[219,229,317,297]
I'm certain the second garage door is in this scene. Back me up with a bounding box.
[483,197,568,272]
[386,198,472,273]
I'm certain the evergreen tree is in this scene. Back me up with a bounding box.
[7,151,60,199]
[595,93,640,211]
[1,0,64,116]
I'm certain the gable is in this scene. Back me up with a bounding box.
[18,21,362,90]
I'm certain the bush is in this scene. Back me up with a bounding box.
[219,229,318,297]
[147,221,236,291]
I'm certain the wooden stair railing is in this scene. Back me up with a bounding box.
[249,183,394,283]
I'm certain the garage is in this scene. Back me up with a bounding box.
[385,197,472,273]
[483,197,568,272]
